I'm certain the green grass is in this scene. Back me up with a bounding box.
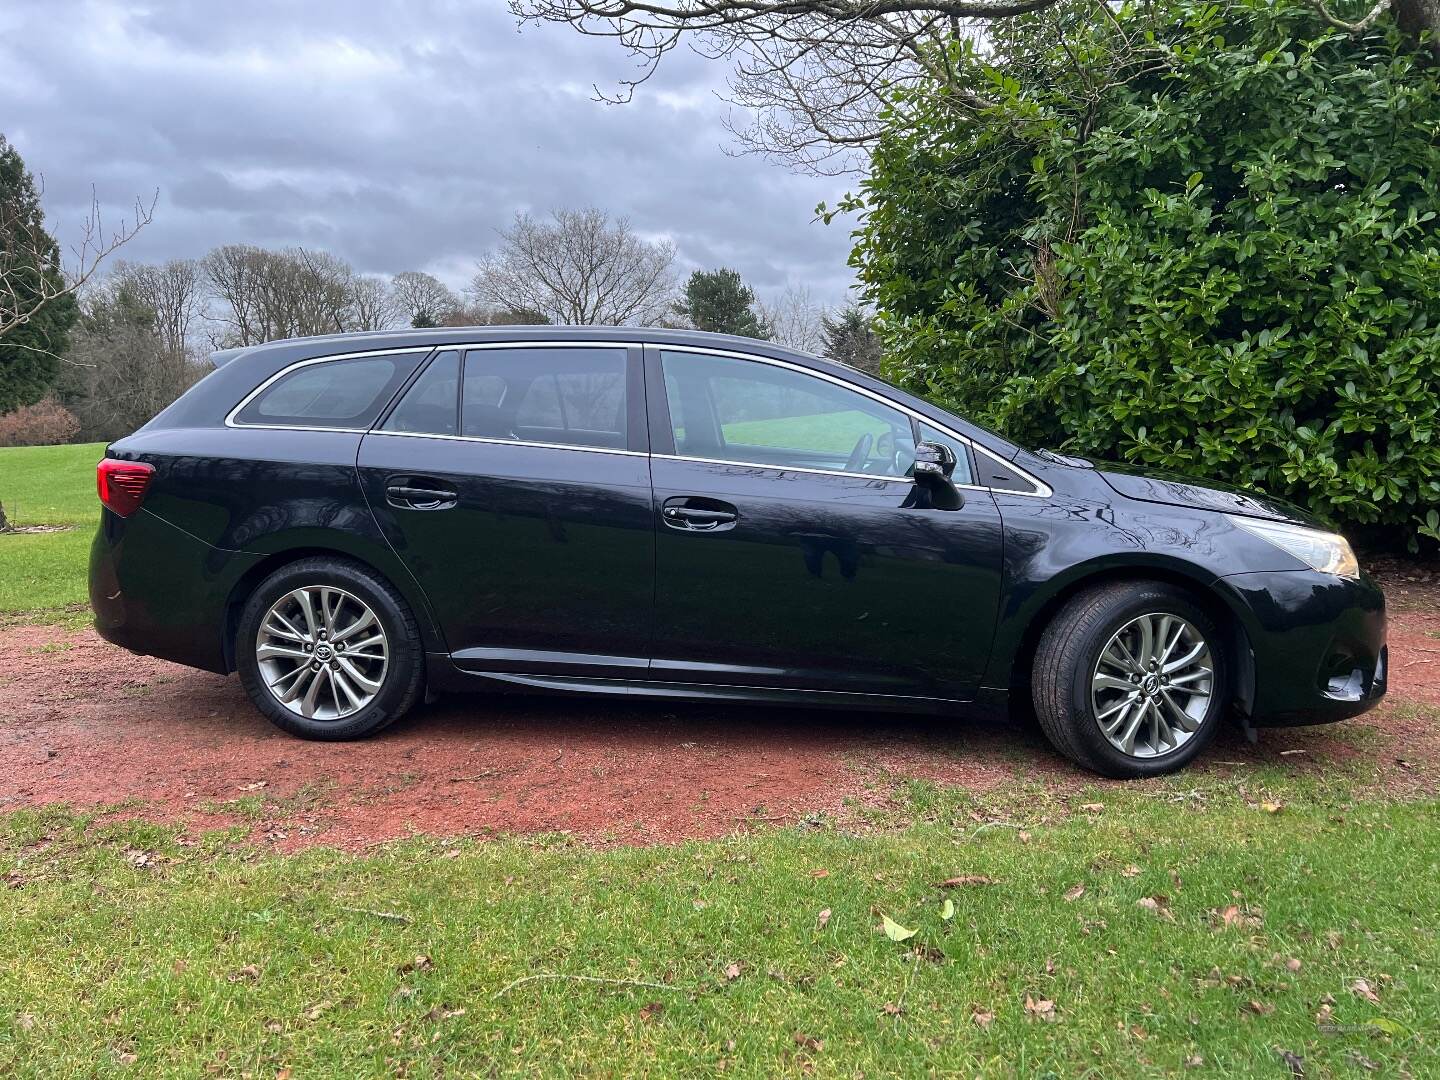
[0,442,103,619]
[2,795,1435,1077]
[0,442,106,526]
[723,410,881,454]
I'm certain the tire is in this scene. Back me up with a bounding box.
[1032,581,1227,778]
[236,557,425,740]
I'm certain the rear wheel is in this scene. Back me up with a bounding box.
[1032,581,1226,778]
[236,557,424,740]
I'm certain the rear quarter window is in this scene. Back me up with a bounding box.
[233,352,424,430]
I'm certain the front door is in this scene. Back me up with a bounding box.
[357,343,653,680]
[646,346,1004,702]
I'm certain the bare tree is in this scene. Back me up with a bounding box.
[348,275,402,331]
[202,245,362,346]
[759,283,825,353]
[471,208,676,325]
[110,258,204,362]
[513,0,1440,172]
[390,270,461,327]
[1,182,156,340]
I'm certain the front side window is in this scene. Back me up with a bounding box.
[235,352,419,429]
[462,347,627,449]
[660,351,916,477]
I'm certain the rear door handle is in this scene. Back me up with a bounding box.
[662,497,737,531]
[385,479,457,511]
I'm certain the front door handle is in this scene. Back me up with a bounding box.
[662,497,737,531]
[385,478,457,511]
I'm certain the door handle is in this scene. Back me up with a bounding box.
[662,497,737,531]
[385,480,457,511]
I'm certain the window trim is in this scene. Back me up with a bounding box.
[225,346,437,432]
[649,344,1052,497]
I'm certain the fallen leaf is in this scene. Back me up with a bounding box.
[1122,865,1141,878]
[1259,801,1284,814]
[724,962,742,981]
[228,964,261,984]
[1136,896,1175,921]
[1324,930,1343,950]
[638,1002,664,1022]
[277,1070,293,1080]
[304,1001,333,1021]
[809,869,830,879]
[1350,978,1381,1004]
[1024,995,1057,1022]
[817,908,831,930]
[1245,1000,1275,1015]
[1285,957,1302,972]
[792,1031,824,1052]
[1063,883,1086,902]
[397,955,433,975]
[1079,803,1104,814]
[1366,1017,1407,1037]
[940,898,955,921]
[1017,830,1032,843]
[881,1001,902,1016]
[937,875,996,887]
[880,914,917,942]
[970,1006,994,1029]
[1216,904,1263,930]
[1185,1054,1204,1068]
[16,1013,36,1032]
[238,781,268,792]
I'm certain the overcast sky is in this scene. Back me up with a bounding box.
[0,0,859,308]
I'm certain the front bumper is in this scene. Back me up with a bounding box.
[1214,568,1386,726]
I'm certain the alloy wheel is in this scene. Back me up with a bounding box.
[1089,612,1214,758]
[255,586,389,720]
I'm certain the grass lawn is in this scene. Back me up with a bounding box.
[2,794,1434,1076]
[723,409,883,454]
[0,442,104,620]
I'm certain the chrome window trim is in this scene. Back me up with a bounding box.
[654,452,995,491]
[653,343,1053,498]
[224,341,640,432]
[364,428,647,459]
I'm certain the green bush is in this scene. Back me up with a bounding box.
[850,0,1440,548]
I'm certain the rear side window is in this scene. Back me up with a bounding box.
[382,351,460,436]
[462,347,627,449]
[234,352,420,429]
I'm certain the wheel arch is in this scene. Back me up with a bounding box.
[222,546,444,673]
[1000,560,1256,717]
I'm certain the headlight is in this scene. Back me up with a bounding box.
[1226,515,1360,578]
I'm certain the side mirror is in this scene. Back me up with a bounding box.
[911,441,964,510]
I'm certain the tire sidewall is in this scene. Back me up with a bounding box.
[237,559,420,740]
[1065,588,1227,778]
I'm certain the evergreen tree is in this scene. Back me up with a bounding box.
[674,268,770,339]
[821,306,882,374]
[0,135,77,412]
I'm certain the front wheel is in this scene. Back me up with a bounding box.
[1032,581,1227,778]
[236,557,425,740]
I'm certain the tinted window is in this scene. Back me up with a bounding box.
[660,351,916,477]
[916,422,976,486]
[382,351,460,435]
[235,353,418,429]
[462,347,627,449]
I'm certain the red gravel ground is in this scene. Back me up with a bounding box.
[2,571,1436,849]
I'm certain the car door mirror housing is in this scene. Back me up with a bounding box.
[912,441,965,510]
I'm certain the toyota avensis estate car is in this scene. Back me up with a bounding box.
[89,327,1386,777]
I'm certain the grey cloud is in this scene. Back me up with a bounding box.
[2,0,857,306]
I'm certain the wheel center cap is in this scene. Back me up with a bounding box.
[1141,673,1160,696]
[314,644,333,661]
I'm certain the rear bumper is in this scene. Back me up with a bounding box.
[90,508,261,674]
[1215,568,1386,726]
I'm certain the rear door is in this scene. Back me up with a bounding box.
[356,342,653,681]
[645,345,1005,702]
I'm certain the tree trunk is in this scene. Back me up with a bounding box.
[1395,0,1440,57]
[0,500,9,532]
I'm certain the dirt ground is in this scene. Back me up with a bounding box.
[2,569,1436,850]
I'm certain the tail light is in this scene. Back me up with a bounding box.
[97,458,155,517]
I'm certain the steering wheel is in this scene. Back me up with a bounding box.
[844,432,874,473]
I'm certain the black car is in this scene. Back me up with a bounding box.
[89,327,1386,777]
